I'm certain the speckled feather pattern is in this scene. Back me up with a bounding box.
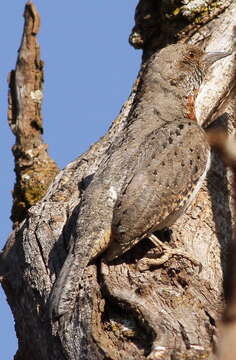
[49,43,215,317]
[107,120,210,260]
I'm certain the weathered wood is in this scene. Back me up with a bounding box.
[8,1,59,226]
[1,1,236,359]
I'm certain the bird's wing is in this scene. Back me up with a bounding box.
[106,120,210,260]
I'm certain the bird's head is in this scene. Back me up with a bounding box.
[157,43,231,95]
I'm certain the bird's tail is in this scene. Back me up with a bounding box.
[49,228,111,318]
[49,180,118,318]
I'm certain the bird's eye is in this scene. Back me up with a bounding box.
[189,52,195,58]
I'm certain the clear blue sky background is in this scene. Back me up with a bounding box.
[0,2,140,359]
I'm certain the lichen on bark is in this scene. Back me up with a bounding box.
[1,1,236,359]
[129,0,232,54]
[8,1,59,226]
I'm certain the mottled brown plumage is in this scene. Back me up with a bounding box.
[49,43,230,318]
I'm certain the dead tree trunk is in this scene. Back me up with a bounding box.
[1,1,236,359]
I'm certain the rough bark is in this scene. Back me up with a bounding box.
[1,1,236,359]
[8,1,59,227]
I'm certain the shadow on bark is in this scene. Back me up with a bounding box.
[206,115,233,291]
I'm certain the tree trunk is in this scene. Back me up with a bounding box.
[1,1,236,359]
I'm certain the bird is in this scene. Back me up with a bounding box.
[49,43,230,318]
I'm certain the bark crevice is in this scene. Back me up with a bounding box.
[1,1,236,359]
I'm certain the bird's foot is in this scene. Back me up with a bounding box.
[137,234,202,272]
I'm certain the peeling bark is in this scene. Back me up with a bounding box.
[1,1,236,359]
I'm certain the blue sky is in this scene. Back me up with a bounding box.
[0,2,140,358]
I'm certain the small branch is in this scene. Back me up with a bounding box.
[206,96,236,359]
[8,1,59,227]
[212,133,236,360]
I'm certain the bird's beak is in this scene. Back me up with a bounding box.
[203,51,232,68]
